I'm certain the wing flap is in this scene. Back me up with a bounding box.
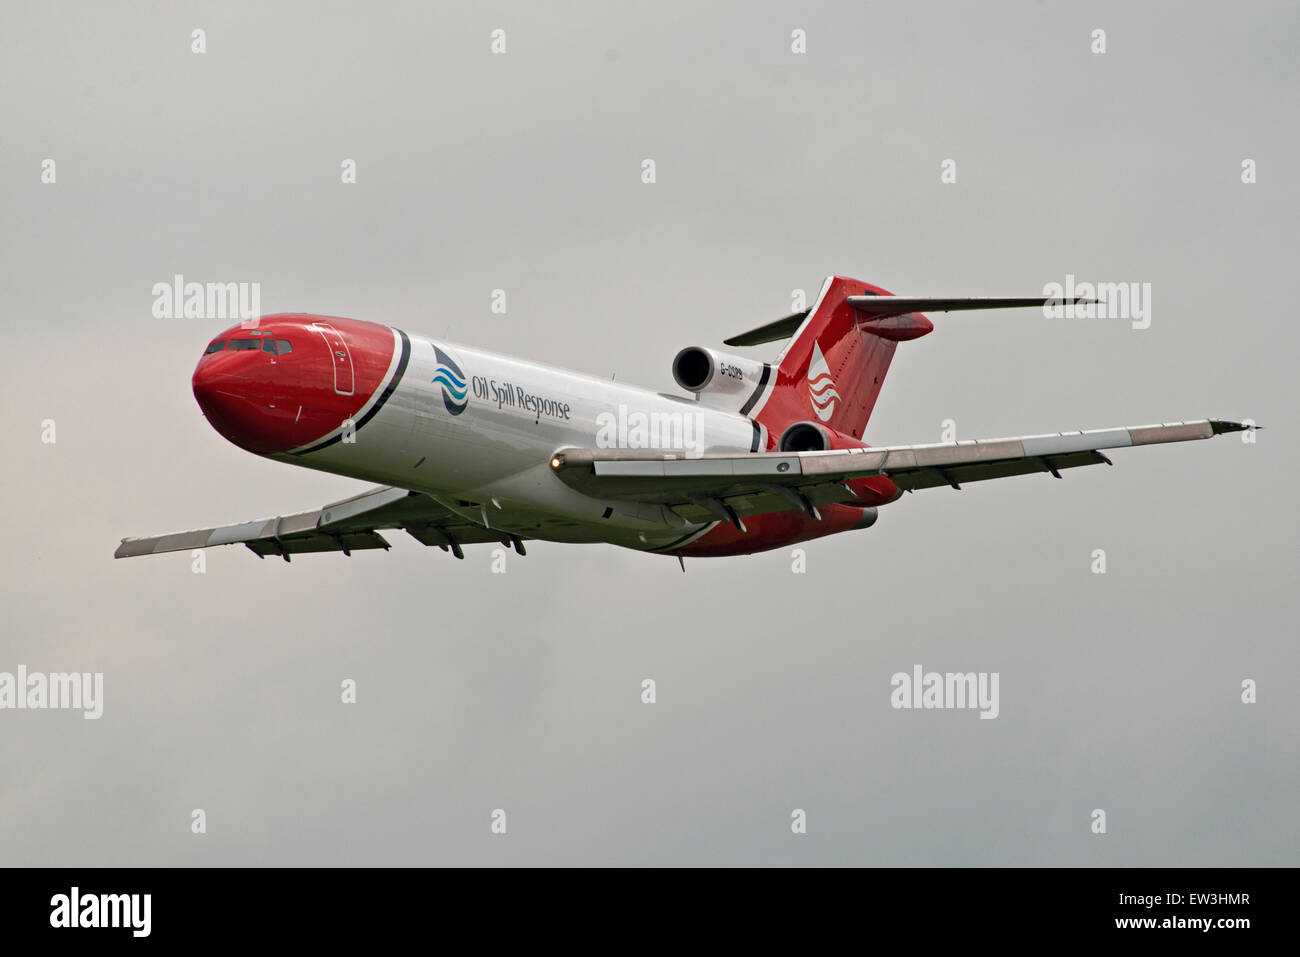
[245,530,392,558]
[889,450,1107,491]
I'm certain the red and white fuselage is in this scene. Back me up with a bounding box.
[152,276,1246,565]
[192,313,872,556]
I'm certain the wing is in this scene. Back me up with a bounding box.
[115,485,524,560]
[550,419,1254,524]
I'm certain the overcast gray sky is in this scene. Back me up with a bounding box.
[1,0,1295,865]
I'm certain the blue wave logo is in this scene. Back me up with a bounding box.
[433,346,468,416]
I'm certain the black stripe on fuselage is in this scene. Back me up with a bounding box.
[738,362,771,417]
[292,329,411,456]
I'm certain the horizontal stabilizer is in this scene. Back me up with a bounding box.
[846,296,1093,320]
[723,296,1096,346]
[723,311,808,347]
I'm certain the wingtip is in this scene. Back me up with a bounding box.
[114,537,148,559]
[1208,419,1260,435]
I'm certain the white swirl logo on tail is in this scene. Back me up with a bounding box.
[807,341,839,422]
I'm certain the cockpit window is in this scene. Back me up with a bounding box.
[262,339,277,353]
[204,340,226,354]
[228,339,260,351]
[275,340,293,355]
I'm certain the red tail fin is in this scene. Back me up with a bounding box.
[751,276,933,445]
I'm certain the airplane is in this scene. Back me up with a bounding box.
[115,275,1253,565]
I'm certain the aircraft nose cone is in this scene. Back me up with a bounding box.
[191,362,233,418]
[192,316,403,456]
[190,360,223,409]
[192,359,274,453]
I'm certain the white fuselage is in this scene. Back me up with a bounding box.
[270,331,760,549]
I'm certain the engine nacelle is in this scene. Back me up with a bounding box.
[672,347,768,412]
[777,421,862,452]
[777,421,903,507]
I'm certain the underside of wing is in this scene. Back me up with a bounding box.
[115,485,525,560]
[550,420,1254,524]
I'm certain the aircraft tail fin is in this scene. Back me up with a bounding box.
[727,277,1082,444]
[736,276,924,442]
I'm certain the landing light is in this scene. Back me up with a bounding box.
[550,457,562,469]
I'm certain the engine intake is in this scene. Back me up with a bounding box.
[777,421,904,508]
[779,421,832,452]
[671,346,768,412]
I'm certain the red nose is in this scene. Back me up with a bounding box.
[192,315,401,455]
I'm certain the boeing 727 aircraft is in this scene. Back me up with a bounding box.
[116,276,1252,562]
